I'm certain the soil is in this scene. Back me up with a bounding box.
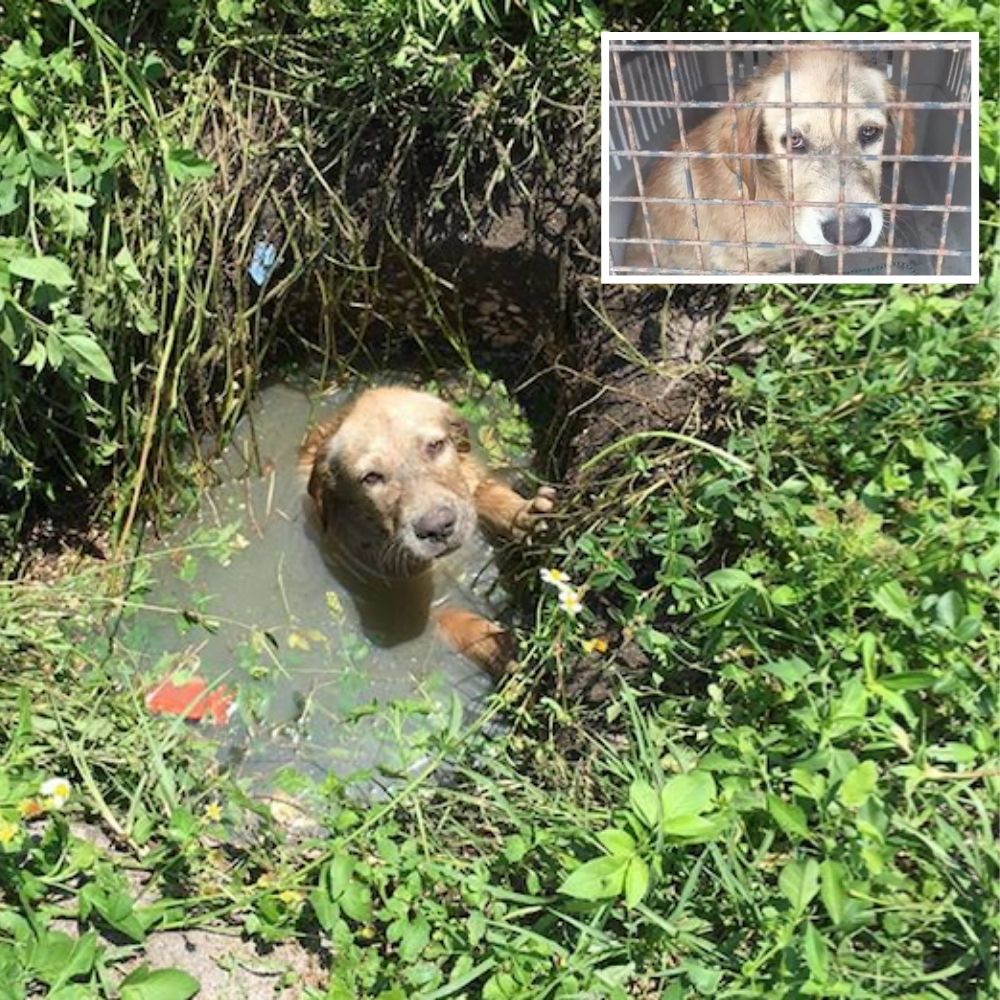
[119,930,326,998]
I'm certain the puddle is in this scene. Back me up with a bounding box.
[120,377,534,791]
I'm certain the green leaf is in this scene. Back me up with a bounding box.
[502,833,528,863]
[803,0,844,31]
[684,961,723,995]
[927,742,977,765]
[399,915,430,962]
[660,813,726,842]
[579,0,603,30]
[597,828,636,856]
[767,794,810,839]
[705,568,754,592]
[27,930,97,986]
[10,84,38,118]
[62,333,115,383]
[340,879,372,924]
[165,147,216,182]
[827,678,868,739]
[760,656,811,687]
[142,53,166,81]
[768,584,800,607]
[802,922,830,982]
[47,987,96,1000]
[779,858,819,914]
[629,779,660,828]
[935,591,965,629]
[309,886,337,933]
[327,854,354,898]
[872,581,914,624]
[80,884,146,942]
[120,966,199,1000]
[9,255,74,288]
[880,671,938,691]
[559,854,629,901]
[660,771,716,822]
[819,859,847,927]
[623,856,649,908]
[839,760,878,809]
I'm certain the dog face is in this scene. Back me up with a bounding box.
[307,388,477,578]
[724,51,914,255]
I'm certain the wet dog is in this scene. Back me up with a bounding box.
[300,387,555,678]
[625,49,915,274]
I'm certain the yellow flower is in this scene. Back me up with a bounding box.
[18,798,44,819]
[0,819,19,849]
[278,889,304,906]
[204,802,223,823]
[539,567,571,589]
[40,777,71,810]
[557,587,584,616]
[581,637,608,654]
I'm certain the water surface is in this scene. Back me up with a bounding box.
[124,380,523,789]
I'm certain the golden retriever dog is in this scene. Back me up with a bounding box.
[299,387,555,678]
[625,49,915,274]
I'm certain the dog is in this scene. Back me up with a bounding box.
[625,49,915,274]
[299,386,555,679]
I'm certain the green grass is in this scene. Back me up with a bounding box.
[1,0,998,997]
[2,282,995,998]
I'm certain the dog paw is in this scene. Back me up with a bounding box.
[435,607,517,680]
[510,485,557,539]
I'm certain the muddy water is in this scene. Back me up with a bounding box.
[124,381,518,788]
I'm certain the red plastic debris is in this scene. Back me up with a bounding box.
[145,675,236,726]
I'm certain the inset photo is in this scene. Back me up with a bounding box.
[602,33,978,282]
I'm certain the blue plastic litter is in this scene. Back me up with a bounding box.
[249,241,278,286]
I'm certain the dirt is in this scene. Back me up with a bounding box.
[51,824,327,997]
[119,930,326,998]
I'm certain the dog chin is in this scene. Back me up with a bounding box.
[402,518,475,566]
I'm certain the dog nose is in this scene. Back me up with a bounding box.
[413,505,457,542]
[821,214,871,246]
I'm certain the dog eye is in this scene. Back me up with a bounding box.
[360,471,384,487]
[426,438,447,458]
[858,124,883,144]
[779,130,806,152]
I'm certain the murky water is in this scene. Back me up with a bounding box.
[121,379,527,789]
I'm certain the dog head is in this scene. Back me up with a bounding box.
[722,50,915,255]
[306,387,477,578]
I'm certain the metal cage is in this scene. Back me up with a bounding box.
[606,38,975,279]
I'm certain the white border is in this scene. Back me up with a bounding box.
[600,31,980,285]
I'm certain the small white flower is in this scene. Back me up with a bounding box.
[40,777,72,809]
[557,587,584,616]
[540,567,571,589]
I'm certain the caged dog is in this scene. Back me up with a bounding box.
[299,386,555,679]
[624,48,916,274]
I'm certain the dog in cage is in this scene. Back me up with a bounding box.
[625,48,915,274]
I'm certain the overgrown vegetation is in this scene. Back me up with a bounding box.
[1,0,997,997]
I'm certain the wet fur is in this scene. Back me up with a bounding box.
[625,49,916,274]
[300,387,555,678]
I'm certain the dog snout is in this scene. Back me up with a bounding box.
[821,214,872,246]
[413,505,457,543]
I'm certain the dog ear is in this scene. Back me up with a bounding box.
[444,405,472,454]
[718,82,764,200]
[300,402,354,528]
[887,84,916,157]
[307,459,332,529]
